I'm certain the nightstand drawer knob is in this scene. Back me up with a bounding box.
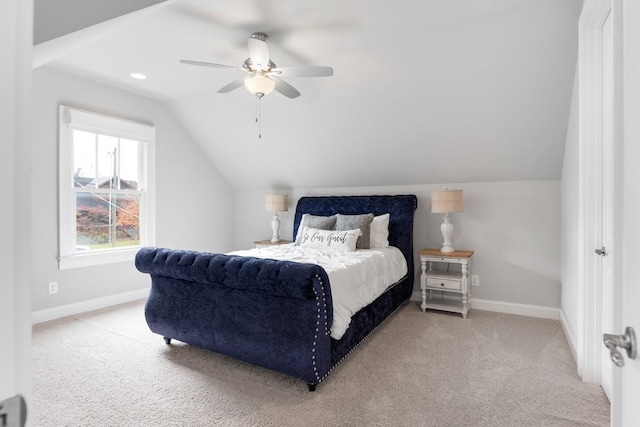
[440,283,445,286]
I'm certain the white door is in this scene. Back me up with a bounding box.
[580,1,640,424]
[0,0,21,400]
[599,8,615,401]
[617,0,640,423]
[1,0,32,423]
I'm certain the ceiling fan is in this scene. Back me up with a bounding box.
[180,32,334,99]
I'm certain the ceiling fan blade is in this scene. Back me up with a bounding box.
[271,77,301,99]
[218,77,249,93]
[180,60,245,72]
[269,65,334,78]
[247,32,270,70]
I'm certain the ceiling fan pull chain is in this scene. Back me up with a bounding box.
[256,93,263,139]
[255,95,259,124]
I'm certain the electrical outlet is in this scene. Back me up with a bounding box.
[471,275,480,287]
[48,281,58,295]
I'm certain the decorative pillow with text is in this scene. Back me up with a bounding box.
[294,214,338,245]
[299,227,362,252]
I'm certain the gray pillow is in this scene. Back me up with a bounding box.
[295,214,337,245]
[335,213,374,249]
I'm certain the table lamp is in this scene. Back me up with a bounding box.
[265,194,288,243]
[431,188,464,253]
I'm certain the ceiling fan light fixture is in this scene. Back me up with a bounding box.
[244,75,275,96]
[180,31,331,101]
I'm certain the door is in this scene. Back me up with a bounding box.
[599,8,615,400]
[1,0,32,423]
[602,0,640,424]
[0,0,20,401]
[581,0,640,424]
[617,0,640,423]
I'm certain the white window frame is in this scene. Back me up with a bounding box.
[58,105,156,270]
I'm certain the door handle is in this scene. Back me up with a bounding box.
[0,395,27,427]
[595,246,607,256]
[603,326,637,367]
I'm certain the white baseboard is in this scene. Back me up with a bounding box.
[32,288,149,324]
[559,310,578,362]
[35,289,560,324]
[410,291,560,320]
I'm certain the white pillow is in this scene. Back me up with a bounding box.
[298,227,362,252]
[370,213,390,248]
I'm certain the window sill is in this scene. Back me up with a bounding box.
[58,247,140,270]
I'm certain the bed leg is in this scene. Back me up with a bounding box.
[306,382,317,392]
[163,337,172,345]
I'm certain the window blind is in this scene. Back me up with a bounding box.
[61,105,155,143]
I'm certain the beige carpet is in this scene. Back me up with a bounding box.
[32,300,609,426]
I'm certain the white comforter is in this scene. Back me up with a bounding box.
[229,244,408,340]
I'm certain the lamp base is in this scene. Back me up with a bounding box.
[440,244,455,253]
[271,213,281,243]
[440,214,455,253]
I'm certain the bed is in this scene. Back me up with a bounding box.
[135,194,417,390]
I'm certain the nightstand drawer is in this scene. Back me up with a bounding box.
[425,277,461,291]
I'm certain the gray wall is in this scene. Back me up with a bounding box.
[31,66,235,311]
[28,69,564,314]
[235,181,562,309]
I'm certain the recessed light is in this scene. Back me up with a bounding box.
[130,73,147,80]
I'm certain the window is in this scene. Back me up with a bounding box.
[58,106,155,269]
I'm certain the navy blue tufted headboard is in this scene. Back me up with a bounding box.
[293,195,418,283]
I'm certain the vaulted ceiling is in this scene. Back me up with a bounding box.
[34,0,582,191]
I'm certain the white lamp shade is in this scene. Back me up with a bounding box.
[245,75,275,95]
[431,189,464,213]
[265,194,288,212]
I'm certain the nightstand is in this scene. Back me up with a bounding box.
[419,249,474,318]
[253,239,292,248]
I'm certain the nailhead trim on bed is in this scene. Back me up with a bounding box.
[311,274,330,383]
[312,279,408,386]
[316,302,407,385]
